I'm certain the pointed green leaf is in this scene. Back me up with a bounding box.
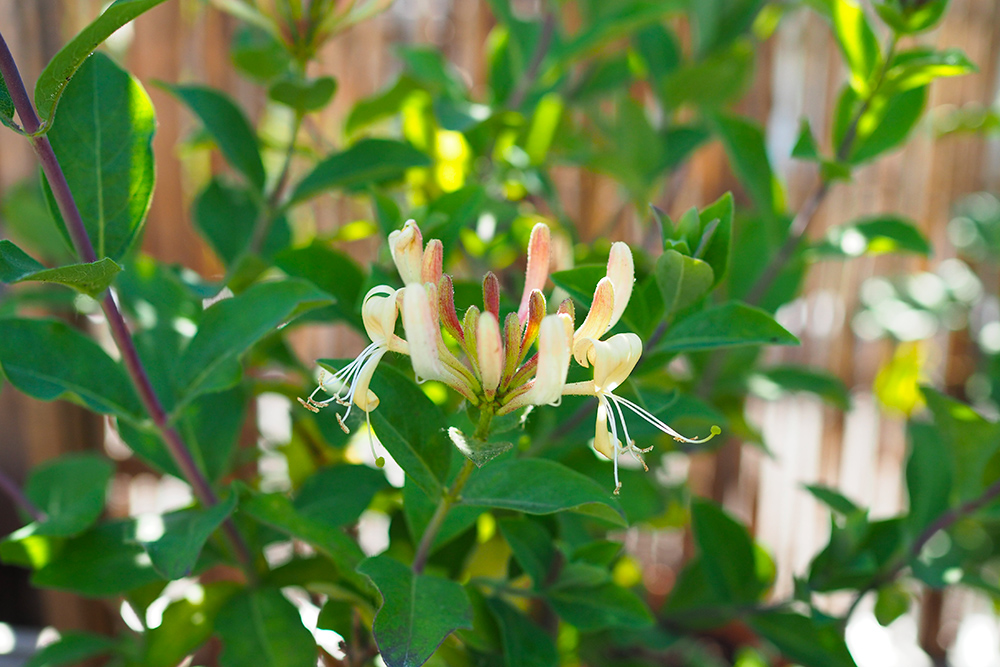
[487,597,558,667]
[712,114,784,221]
[750,611,857,667]
[883,48,976,97]
[831,0,881,94]
[290,139,431,204]
[792,118,821,160]
[34,0,169,123]
[805,484,862,516]
[752,366,852,410]
[216,588,316,667]
[656,302,799,353]
[163,83,265,190]
[654,250,713,318]
[0,318,142,417]
[138,493,237,579]
[32,520,163,596]
[269,76,338,113]
[0,241,122,296]
[194,179,291,266]
[24,631,117,667]
[691,499,764,603]
[177,279,332,400]
[44,53,155,260]
[294,464,389,528]
[143,581,241,667]
[358,555,473,667]
[25,454,114,536]
[814,215,930,257]
[315,363,451,498]
[906,421,954,533]
[0,73,16,130]
[547,582,653,631]
[460,459,625,525]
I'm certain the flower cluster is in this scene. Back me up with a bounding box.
[301,220,718,492]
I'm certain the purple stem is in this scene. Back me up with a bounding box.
[0,467,45,523]
[0,32,256,580]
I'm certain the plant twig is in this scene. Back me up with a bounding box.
[412,458,477,574]
[0,467,45,522]
[844,474,1000,625]
[507,12,556,110]
[0,31,257,583]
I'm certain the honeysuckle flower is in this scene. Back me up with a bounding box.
[301,218,718,493]
[298,285,407,465]
[564,333,719,494]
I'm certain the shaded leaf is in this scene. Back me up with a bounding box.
[460,459,624,525]
[752,366,851,410]
[547,582,653,631]
[25,454,113,536]
[0,240,121,296]
[906,421,953,533]
[750,611,857,667]
[691,499,763,603]
[358,555,473,667]
[291,139,431,204]
[138,493,237,579]
[0,318,142,418]
[656,302,799,353]
[24,631,117,667]
[216,588,316,667]
[177,279,331,400]
[144,581,241,667]
[814,216,930,257]
[163,83,265,190]
[487,597,558,667]
[294,464,389,528]
[712,114,784,220]
[194,179,291,266]
[269,76,338,113]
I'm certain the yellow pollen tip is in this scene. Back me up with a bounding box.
[297,397,320,413]
[375,456,386,468]
[710,425,722,436]
[336,413,351,434]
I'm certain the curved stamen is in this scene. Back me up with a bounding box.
[614,395,720,444]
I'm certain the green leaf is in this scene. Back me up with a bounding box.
[691,499,763,603]
[660,41,754,110]
[547,582,653,631]
[874,0,949,33]
[831,0,881,94]
[0,73,18,131]
[0,240,121,296]
[239,487,365,567]
[750,611,857,667]
[921,388,1000,501]
[230,25,292,82]
[316,362,451,497]
[216,588,316,667]
[32,519,163,596]
[358,555,473,667]
[290,139,431,204]
[834,84,927,164]
[804,484,862,516]
[460,459,624,525]
[144,581,241,667]
[906,421,953,534]
[194,179,291,267]
[269,76,338,113]
[697,192,734,285]
[656,302,799,353]
[294,464,389,527]
[497,517,555,587]
[874,582,910,626]
[25,454,114,536]
[712,114,784,220]
[655,250,714,318]
[0,318,142,417]
[275,242,365,327]
[163,83,265,190]
[792,118,821,160]
[752,366,852,410]
[882,48,976,97]
[44,53,155,260]
[24,631,117,667]
[138,493,237,579]
[691,0,765,55]
[487,597,559,667]
[177,279,332,400]
[345,76,421,136]
[34,0,168,123]
[814,215,930,257]
[558,0,685,62]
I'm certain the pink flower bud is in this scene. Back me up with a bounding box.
[483,271,500,318]
[422,239,443,286]
[517,223,551,323]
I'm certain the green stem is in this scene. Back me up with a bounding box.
[412,409,491,574]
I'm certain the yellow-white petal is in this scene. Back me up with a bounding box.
[593,400,618,460]
[476,311,503,393]
[401,284,445,382]
[573,277,615,365]
[606,242,634,329]
[528,313,572,405]
[361,286,399,344]
[588,333,642,393]
[388,219,424,285]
